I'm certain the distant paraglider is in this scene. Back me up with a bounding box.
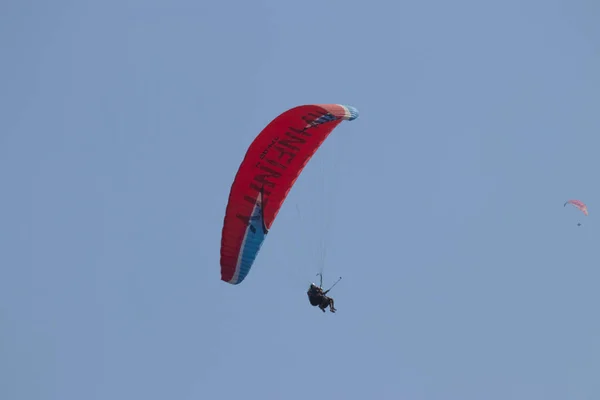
[564,199,588,226]
[564,199,588,215]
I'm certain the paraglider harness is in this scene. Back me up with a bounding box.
[308,274,341,313]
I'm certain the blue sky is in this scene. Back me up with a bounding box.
[1,0,599,399]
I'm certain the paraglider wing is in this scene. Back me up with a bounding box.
[564,199,589,216]
[220,104,359,285]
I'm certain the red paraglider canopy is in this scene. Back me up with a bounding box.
[564,199,588,216]
[220,104,359,285]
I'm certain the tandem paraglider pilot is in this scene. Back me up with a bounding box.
[307,283,336,313]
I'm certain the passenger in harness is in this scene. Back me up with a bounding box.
[307,283,336,313]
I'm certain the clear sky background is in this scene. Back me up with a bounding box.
[1,1,599,399]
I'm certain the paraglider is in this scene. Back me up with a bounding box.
[306,273,341,313]
[564,199,588,215]
[307,283,337,313]
[219,104,359,285]
[564,199,588,226]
